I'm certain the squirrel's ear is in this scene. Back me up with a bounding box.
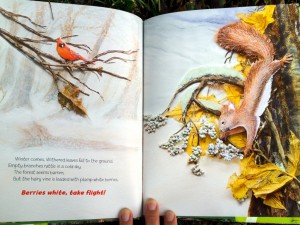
[228,102,235,112]
[221,102,235,114]
[221,104,228,113]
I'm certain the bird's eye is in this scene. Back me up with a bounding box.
[221,121,225,125]
[59,43,65,48]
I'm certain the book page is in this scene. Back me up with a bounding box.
[0,0,143,222]
[143,5,300,221]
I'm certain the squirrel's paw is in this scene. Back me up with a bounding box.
[281,53,293,65]
[219,132,228,141]
[243,148,252,156]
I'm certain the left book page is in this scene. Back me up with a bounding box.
[0,0,143,222]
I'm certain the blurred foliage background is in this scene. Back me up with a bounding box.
[33,0,299,224]
[35,0,299,19]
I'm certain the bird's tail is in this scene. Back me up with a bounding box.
[79,55,95,64]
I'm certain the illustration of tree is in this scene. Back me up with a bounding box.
[144,5,300,216]
[0,6,137,116]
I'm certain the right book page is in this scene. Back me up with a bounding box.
[143,4,300,222]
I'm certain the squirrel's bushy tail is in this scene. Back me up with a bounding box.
[216,22,274,61]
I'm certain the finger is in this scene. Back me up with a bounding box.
[144,198,160,225]
[164,210,177,225]
[119,208,133,225]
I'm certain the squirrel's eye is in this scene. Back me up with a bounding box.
[221,121,225,125]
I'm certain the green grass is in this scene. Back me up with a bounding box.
[37,0,299,19]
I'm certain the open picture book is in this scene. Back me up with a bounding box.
[0,0,299,223]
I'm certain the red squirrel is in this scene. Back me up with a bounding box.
[216,21,292,155]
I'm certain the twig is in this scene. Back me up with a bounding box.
[187,116,200,146]
[252,147,272,163]
[0,30,90,97]
[67,42,91,53]
[224,50,234,64]
[193,98,221,116]
[101,69,130,81]
[173,123,188,135]
[0,6,46,29]
[162,75,244,115]
[264,109,287,168]
[41,61,130,81]
[0,28,63,63]
[0,7,91,53]
[95,49,138,58]
[93,49,138,64]
[103,57,135,64]
[66,70,104,101]
[19,37,52,44]
[0,6,136,116]
[48,1,54,20]
[0,7,52,40]
[62,35,78,39]
[181,82,205,122]
[0,27,130,81]
[256,121,267,139]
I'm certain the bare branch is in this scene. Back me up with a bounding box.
[95,49,138,58]
[48,1,54,20]
[193,98,221,116]
[0,6,46,28]
[0,7,52,40]
[162,75,244,116]
[0,6,137,116]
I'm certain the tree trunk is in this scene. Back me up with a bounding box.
[249,4,300,217]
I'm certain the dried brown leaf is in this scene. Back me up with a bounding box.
[58,84,87,116]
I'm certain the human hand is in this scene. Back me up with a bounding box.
[119,199,177,225]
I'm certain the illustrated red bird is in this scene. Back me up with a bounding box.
[56,37,92,63]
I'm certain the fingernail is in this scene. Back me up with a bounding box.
[147,200,157,211]
[166,211,175,222]
[120,209,130,222]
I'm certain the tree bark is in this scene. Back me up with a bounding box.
[249,4,300,217]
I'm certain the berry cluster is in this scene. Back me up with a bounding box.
[144,115,167,133]
[188,146,202,163]
[199,120,217,139]
[191,165,204,176]
[207,139,243,160]
[159,122,192,156]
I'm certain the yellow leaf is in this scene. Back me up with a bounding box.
[245,170,276,190]
[200,116,219,154]
[239,152,253,171]
[287,131,300,176]
[185,102,206,121]
[263,192,286,210]
[228,155,293,209]
[227,173,249,200]
[243,159,279,177]
[197,95,218,101]
[223,84,243,107]
[228,133,247,149]
[237,5,276,34]
[164,103,183,122]
[186,125,199,155]
[186,117,219,155]
[199,135,215,155]
[233,55,251,78]
[253,174,292,198]
[165,102,215,123]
